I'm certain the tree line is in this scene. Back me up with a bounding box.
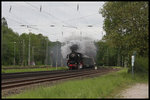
[96,2,148,70]
[1,17,58,66]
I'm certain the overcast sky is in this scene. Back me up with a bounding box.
[2,1,106,42]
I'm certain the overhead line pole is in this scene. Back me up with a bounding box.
[14,42,16,66]
[56,41,58,70]
[45,38,48,65]
[28,31,31,66]
[22,39,25,66]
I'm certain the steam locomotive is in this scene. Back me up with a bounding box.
[66,51,95,70]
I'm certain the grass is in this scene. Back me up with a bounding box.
[2,66,68,73]
[2,65,51,68]
[4,68,148,99]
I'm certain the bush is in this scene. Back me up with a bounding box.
[128,56,148,73]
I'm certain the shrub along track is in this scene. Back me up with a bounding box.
[2,68,120,97]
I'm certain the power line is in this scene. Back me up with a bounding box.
[24,2,56,25]
[5,17,23,25]
[5,17,58,38]
[5,7,58,38]
[3,2,102,42]
[7,3,100,29]
[62,3,99,24]
[63,13,99,22]
[25,2,77,28]
[5,14,100,39]
[8,8,30,25]
[64,3,103,27]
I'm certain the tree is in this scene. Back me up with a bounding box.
[100,2,149,66]
[96,40,118,66]
[1,18,58,66]
[1,18,20,65]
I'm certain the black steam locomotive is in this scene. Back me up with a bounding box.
[66,51,95,70]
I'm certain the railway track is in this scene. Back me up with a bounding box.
[2,69,72,80]
[2,68,120,90]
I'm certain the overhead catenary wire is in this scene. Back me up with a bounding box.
[25,2,77,29]
[7,4,45,27]
[24,2,99,30]
[8,3,100,29]
[5,16,100,41]
[5,16,58,38]
[5,4,59,38]
[24,2,56,25]
[5,17,24,25]
[62,3,99,24]
[3,2,104,42]
[61,3,97,35]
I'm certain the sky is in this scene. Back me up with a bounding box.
[2,1,106,42]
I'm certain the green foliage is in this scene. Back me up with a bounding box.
[96,41,107,66]
[128,56,148,73]
[1,18,57,66]
[98,1,149,68]
[100,1,148,57]
[2,25,20,65]
[96,40,118,66]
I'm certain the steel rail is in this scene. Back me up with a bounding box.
[2,69,98,83]
[2,68,119,90]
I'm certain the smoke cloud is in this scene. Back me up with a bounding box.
[61,36,97,59]
[70,44,79,52]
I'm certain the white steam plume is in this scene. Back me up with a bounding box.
[61,36,97,59]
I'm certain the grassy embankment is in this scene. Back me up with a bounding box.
[5,67,148,98]
[2,66,68,73]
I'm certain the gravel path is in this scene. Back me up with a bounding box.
[119,83,149,98]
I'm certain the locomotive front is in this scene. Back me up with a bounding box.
[67,51,83,70]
